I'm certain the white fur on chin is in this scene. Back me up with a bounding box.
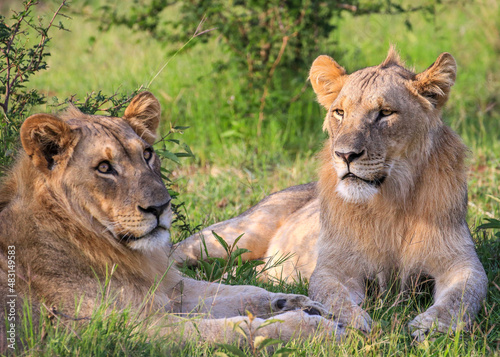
[128,228,171,252]
[336,180,379,203]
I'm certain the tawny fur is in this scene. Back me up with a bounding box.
[174,50,488,340]
[0,93,342,353]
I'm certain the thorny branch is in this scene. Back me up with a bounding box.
[1,0,68,115]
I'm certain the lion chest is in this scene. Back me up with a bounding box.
[326,209,429,280]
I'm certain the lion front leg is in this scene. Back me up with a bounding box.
[160,310,344,345]
[309,265,372,333]
[170,277,332,319]
[408,259,487,341]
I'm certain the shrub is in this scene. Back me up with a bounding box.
[97,0,435,136]
[0,0,69,170]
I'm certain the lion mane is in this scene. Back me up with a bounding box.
[174,49,488,340]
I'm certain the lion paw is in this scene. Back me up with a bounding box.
[271,294,331,318]
[264,310,346,342]
[408,308,456,341]
[337,305,372,333]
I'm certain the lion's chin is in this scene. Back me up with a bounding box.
[127,227,171,252]
[336,180,379,203]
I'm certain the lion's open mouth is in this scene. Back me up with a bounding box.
[342,173,386,187]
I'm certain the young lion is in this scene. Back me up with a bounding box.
[174,49,488,340]
[0,92,342,352]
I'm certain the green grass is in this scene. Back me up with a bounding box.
[2,0,500,355]
[8,235,500,356]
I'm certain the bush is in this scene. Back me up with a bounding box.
[97,0,435,136]
[0,0,69,170]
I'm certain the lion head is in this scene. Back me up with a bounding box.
[310,48,457,204]
[18,92,172,252]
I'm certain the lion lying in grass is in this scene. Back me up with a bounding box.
[174,49,488,340]
[0,92,342,352]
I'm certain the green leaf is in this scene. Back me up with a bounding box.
[232,233,245,247]
[254,336,282,351]
[477,218,500,230]
[181,143,194,156]
[256,318,284,330]
[167,189,178,197]
[230,248,250,261]
[156,149,181,164]
[212,231,230,254]
[216,344,246,357]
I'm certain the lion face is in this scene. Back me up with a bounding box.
[20,92,172,251]
[65,115,172,250]
[310,48,457,203]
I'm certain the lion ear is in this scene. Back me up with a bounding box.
[20,114,78,175]
[123,91,161,145]
[414,53,456,109]
[309,55,347,109]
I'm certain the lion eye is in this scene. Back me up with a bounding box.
[144,148,153,161]
[332,109,344,121]
[97,161,113,174]
[380,109,394,117]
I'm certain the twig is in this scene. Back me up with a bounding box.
[2,0,68,114]
[17,0,68,84]
[147,15,216,88]
[41,303,90,341]
[2,1,32,114]
[102,85,144,113]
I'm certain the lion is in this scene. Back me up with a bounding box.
[173,49,488,340]
[0,92,343,353]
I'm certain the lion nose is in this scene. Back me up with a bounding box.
[138,199,171,219]
[335,150,365,164]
